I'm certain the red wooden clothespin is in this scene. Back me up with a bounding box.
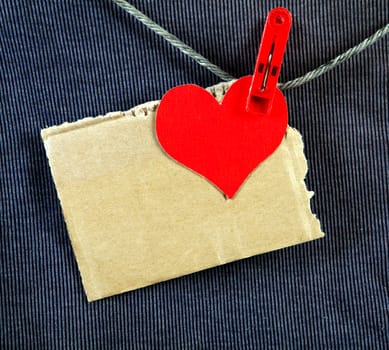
[247,7,292,115]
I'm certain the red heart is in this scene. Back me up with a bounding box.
[155,76,288,198]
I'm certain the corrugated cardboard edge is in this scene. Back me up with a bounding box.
[41,81,234,140]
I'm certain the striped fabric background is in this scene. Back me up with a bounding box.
[1,0,388,348]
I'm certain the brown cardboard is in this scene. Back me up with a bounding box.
[41,81,324,301]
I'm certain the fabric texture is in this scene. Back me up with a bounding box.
[1,0,388,348]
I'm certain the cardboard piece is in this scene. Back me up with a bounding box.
[41,81,324,302]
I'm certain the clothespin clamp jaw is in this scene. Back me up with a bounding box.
[247,8,292,115]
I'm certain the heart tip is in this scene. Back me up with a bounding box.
[223,192,236,200]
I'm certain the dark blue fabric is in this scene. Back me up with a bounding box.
[1,1,388,348]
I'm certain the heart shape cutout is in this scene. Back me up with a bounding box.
[156,76,288,198]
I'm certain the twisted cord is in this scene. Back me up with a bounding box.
[279,23,389,90]
[112,0,389,89]
[112,0,234,81]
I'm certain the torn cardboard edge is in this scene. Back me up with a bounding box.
[41,81,235,140]
[41,80,324,301]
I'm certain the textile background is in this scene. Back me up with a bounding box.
[1,1,388,348]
